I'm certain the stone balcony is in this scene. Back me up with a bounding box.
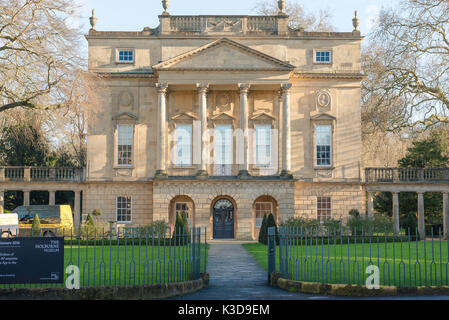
[0,167,85,182]
[365,168,449,184]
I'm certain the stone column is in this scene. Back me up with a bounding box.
[443,192,449,240]
[367,191,374,218]
[49,190,56,205]
[392,192,400,235]
[418,192,425,239]
[156,83,168,178]
[281,83,292,177]
[238,83,251,177]
[0,190,4,214]
[23,191,30,206]
[74,190,81,229]
[196,83,209,177]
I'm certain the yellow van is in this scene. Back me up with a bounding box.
[13,205,74,236]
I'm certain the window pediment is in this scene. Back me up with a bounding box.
[171,112,198,121]
[310,112,336,121]
[251,112,276,126]
[112,112,138,122]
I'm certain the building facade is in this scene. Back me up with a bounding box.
[83,2,364,240]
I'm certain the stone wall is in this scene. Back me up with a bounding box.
[153,179,295,240]
[294,182,364,221]
[83,182,153,225]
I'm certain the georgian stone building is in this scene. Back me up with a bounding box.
[84,1,365,240]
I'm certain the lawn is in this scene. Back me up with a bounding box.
[243,241,449,287]
[2,244,208,288]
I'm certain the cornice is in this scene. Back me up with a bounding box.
[292,72,365,80]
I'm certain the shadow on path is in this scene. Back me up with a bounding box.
[171,242,320,300]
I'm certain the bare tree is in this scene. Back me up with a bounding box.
[368,0,449,131]
[44,71,104,167]
[0,0,84,112]
[253,0,335,31]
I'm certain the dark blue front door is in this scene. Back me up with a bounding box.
[213,199,234,239]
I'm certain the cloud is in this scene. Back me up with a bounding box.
[365,5,380,31]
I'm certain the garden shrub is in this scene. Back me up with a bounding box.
[31,214,41,236]
[347,214,394,236]
[91,209,102,217]
[280,217,342,236]
[172,213,189,243]
[263,213,278,245]
[258,214,268,244]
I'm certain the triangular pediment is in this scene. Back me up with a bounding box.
[210,112,236,121]
[153,38,295,72]
[171,112,198,121]
[251,112,276,121]
[112,112,138,121]
[310,113,336,121]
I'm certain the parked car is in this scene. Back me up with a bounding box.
[12,205,74,237]
[0,213,19,238]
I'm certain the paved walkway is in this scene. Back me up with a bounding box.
[171,242,449,300]
[172,242,318,300]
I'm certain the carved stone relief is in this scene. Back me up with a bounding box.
[119,91,134,108]
[252,92,274,115]
[316,90,332,112]
[205,18,243,33]
[211,92,234,116]
[170,92,195,117]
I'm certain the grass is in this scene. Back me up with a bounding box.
[1,244,208,288]
[243,240,449,287]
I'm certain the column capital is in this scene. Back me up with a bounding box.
[238,83,251,94]
[281,83,292,93]
[196,83,209,94]
[156,83,169,94]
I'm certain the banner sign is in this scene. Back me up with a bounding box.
[0,237,64,284]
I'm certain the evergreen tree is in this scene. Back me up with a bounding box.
[32,214,41,236]
[374,129,449,225]
[173,213,189,243]
[266,213,279,245]
[258,214,268,244]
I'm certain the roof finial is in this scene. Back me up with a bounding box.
[162,0,170,15]
[89,9,97,30]
[352,10,360,32]
[278,0,286,14]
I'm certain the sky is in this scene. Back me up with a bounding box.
[72,0,399,37]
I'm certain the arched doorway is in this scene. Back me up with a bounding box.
[212,198,235,239]
[252,195,279,240]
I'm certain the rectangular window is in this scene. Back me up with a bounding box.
[256,125,271,167]
[117,124,133,166]
[316,125,332,166]
[255,202,272,228]
[317,196,332,221]
[176,124,192,167]
[117,49,134,63]
[117,196,132,223]
[315,50,332,64]
[215,125,232,176]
